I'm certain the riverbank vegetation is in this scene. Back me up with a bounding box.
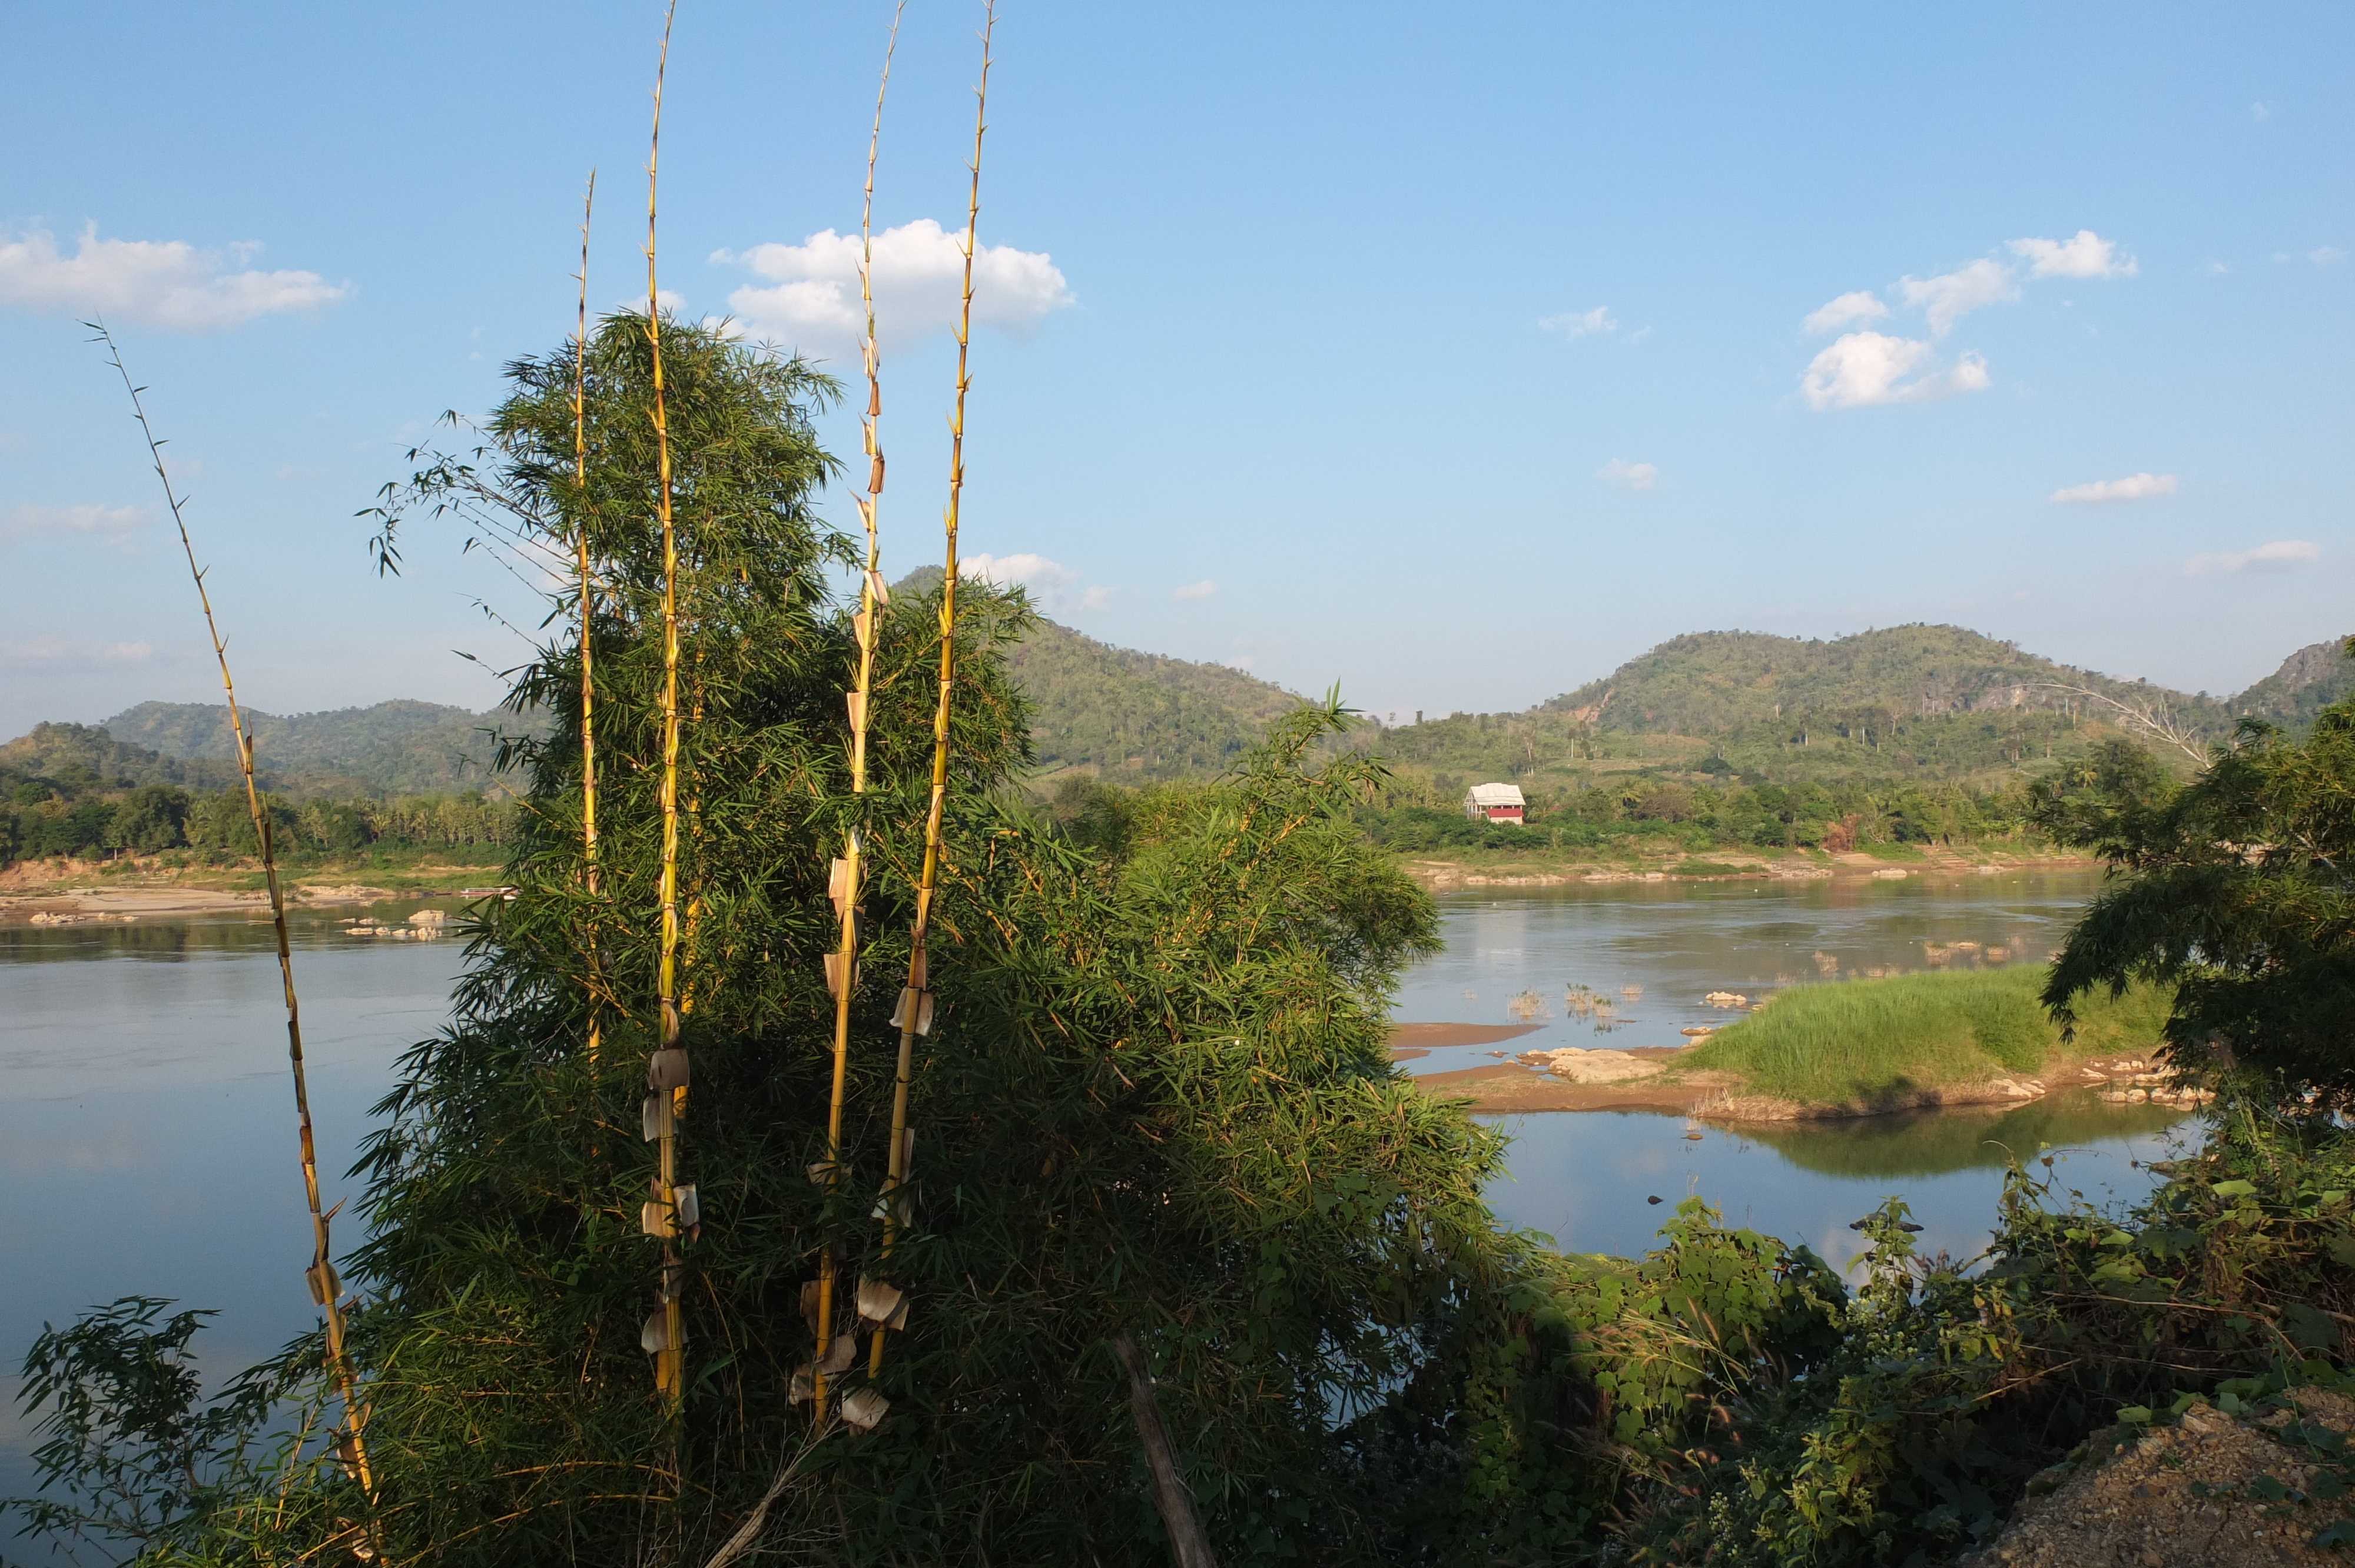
[1683,965,2170,1108]
[1,718,519,868]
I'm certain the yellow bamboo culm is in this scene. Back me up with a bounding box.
[574,170,603,1063]
[642,0,690,1409]
[870,0,996,1384]
[88,324,379,1512]
[811,0,905,1426]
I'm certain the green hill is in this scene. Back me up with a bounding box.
[99,699,524,796]
[891,567,1305,783]
[1544,624,2228,738]
[0,722,245,798]
[1009,620,1303,780]
[1368,624,2245,798]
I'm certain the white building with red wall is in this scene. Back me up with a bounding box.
[1462,782,1527,825]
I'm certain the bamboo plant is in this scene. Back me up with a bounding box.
[639,0,693,1410]
[86,324,379,1512]
[811,0,906,1427]
[574,171,603,1062]
[867,0,998,1386]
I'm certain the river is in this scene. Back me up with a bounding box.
[0,869,2195,1523]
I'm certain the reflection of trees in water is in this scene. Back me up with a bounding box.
[0,916,387,964]
[1742,1091,2195,1180]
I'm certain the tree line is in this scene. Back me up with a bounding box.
[2,783,521,865]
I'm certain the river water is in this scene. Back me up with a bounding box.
[0,871,2195,1519]
[1395,868,2194,1268]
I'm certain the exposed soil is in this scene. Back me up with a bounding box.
[1958,1390,2355,1567]
[1410,1057,1733,1114]
[1396,1025,2207,1122]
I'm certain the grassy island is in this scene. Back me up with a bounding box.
[1683,965,2172,1109]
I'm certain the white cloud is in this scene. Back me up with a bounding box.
[2184,540,2321,576]
[0,636,152,667]
[960,552,1076,590]
[1539,306,1616,340]
[1078,586,1116,612]
[1898,258,2019,335]
[0,224,349,331]
[6,503,146,537]
[2252,101,2272,121]
[2008,230,2137,280]
[1801,332,1989,410]
[2312,246,2347,267]
[2049,472,2178,504]
[1597,459,1658,490]
[1173,579,1217,601]
[1802,290,1888,335]
[715,219,1073,361]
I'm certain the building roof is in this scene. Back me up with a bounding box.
[1464,782,1527,808]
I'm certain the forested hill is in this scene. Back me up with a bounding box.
[891,566,1303,781]
[1542,624,2230,738]
[99,699,522,796]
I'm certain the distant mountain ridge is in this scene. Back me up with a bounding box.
[24,622,2349,803]
[100,699,523,796]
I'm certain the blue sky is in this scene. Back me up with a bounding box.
[2,1,2349,739]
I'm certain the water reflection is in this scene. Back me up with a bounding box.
[1484,1095,2196,1274]
[0,916,463,1513]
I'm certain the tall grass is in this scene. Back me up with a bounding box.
[1683,965,2171,1106]
[87,325,378,1509]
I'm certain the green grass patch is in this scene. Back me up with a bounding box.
[1862,840,1929,862]
[1681,965,2171,1107]
[1670,859,1748,877]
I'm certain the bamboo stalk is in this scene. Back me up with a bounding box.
[574,170,603,1063]
[812,0,905,1418]
[643,0,689,1409]
[870,0,996,1381]
[87,323,377,1502]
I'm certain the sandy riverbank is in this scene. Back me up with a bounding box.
[0,865,510,924]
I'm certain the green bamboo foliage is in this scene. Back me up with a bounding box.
[811,0,907,1429]
[86,324,380,1520]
